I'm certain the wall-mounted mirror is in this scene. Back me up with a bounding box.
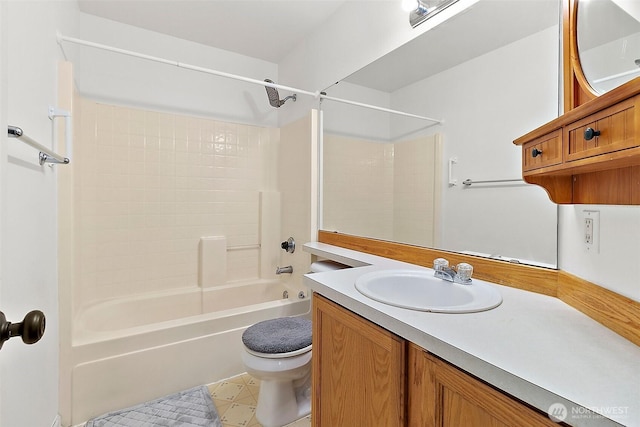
[320,0,561,268]
[577,0,640,94]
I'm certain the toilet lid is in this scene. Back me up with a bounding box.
[242,317,312,355]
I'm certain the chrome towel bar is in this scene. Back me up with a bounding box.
[463,178,524,186]
[7,125,69,165]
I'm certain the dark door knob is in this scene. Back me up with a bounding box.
[0,310,46,350]
[531,148,543,158]
[584,127,601,140]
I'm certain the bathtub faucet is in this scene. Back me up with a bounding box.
[276,265,293,275]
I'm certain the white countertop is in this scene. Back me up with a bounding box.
[303,242,640,427]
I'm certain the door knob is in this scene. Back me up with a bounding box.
[0,310,46,350]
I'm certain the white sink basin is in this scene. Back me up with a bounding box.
[355,269,502,313]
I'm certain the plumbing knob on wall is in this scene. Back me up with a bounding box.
[281,237,295,253]
[0,310,46,350]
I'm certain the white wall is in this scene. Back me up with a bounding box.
[280,0,480,95]
[73,12,282,128]
[1,2,78,427]
[278,0,480,127]
[391,26,560,267]
[320,27,559,267]
[559,205,640,301]
[277,112,318,296]
[322,81,392,141]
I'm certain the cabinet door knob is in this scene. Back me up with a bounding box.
[584,127,601,140]
[531,148,543,158]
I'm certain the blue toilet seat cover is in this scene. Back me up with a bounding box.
[242,317,312,354]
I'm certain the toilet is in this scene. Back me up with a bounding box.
[241,316,312,427]
[241,259,348,426]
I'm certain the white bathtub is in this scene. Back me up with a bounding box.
[70,279,310,425]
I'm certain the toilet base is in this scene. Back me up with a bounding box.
[255,373,311,427]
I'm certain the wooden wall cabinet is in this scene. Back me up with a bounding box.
[514,80,640,205]
[514,0,640,205]
[312,294,557,427]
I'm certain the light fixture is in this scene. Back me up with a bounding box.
[409,0,460,28]
[401,0,419,12]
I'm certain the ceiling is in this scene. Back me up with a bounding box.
[77,0,348,63]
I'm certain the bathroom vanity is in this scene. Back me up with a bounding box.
[313,294,557,427]
[304,242,640,427]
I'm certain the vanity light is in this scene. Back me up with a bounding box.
[402,0,419,12]
[409,0,460,28]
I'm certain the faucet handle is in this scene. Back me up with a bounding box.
[455,263,473,282]
[433,258,449,271]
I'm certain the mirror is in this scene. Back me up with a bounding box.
[577,0,640,94]
[320,0,561,268]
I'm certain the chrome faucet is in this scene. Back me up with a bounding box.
[276,265,293,275]
[433,258,473,284]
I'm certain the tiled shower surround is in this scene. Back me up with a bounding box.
[74,98,279,305]
[323,133,440,247]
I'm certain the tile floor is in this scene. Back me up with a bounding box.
[208,373,311,427]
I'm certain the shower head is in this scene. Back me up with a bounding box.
[264,79,297,108]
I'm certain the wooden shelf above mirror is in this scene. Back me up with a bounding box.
[514,0,640,205]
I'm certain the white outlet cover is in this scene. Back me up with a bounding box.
[583,210,600,253]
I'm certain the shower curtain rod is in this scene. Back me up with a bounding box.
[57,33,318,98]
[57,32,443,124]
[320,94,442,123]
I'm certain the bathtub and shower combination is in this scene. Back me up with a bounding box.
[70,279,310,424]
[57,69,323,422]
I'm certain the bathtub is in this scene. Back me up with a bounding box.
[70,279,310,425]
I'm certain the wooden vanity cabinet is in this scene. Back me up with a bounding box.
[312,293,558,427]
[407,343,559,427]
[312,293,406,427]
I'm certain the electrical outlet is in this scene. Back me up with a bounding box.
[583,210,600,253]
[584,218,593,244]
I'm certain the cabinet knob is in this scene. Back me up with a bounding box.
[531,148,543,158]
[584,127,601,140]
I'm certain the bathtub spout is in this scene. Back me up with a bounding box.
[276,265,293,275]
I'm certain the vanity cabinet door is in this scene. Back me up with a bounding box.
[408,343,558,427]
[312,294,405,427]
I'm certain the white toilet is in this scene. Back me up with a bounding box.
[241,316,312,427]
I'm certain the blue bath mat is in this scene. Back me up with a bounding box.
[85,385,222,427]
